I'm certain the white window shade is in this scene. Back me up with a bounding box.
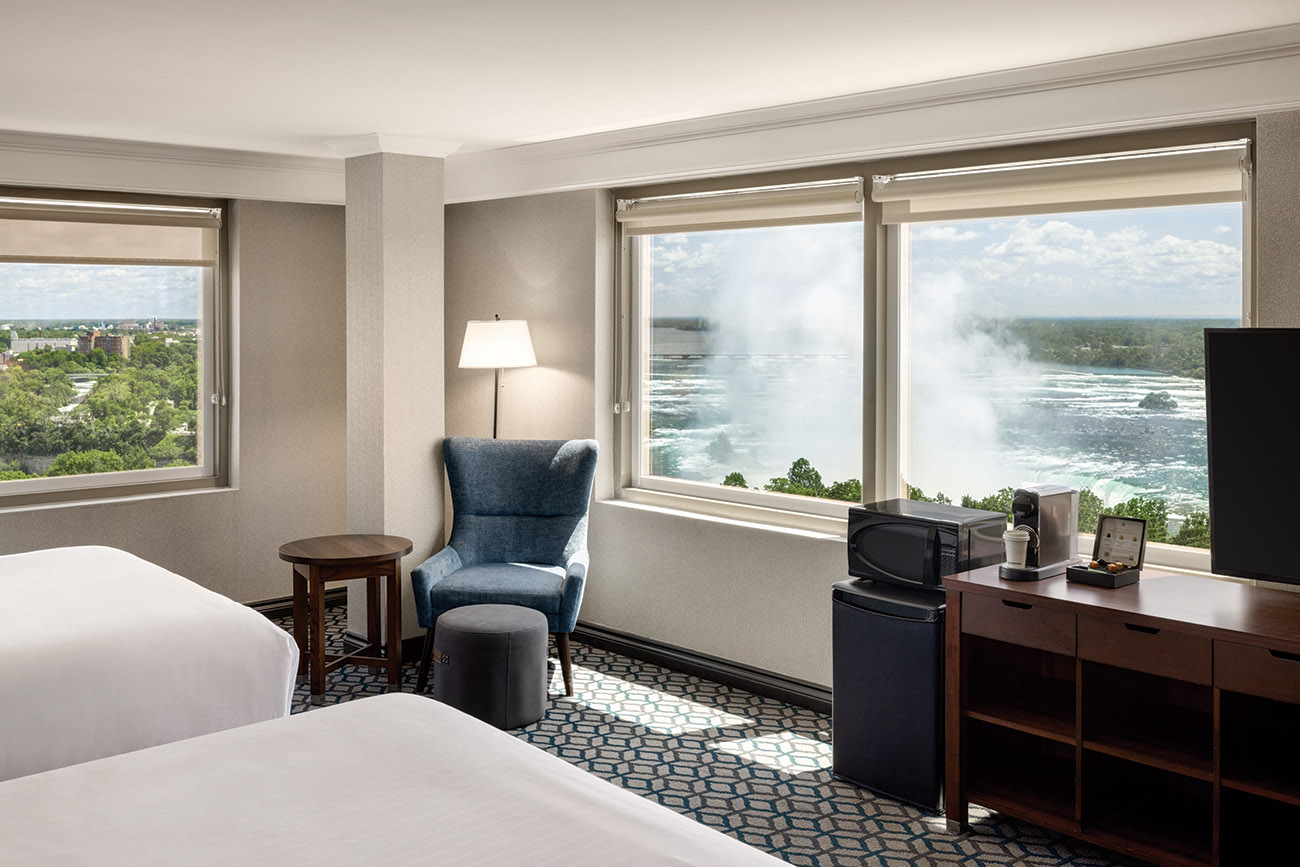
[872,141,1250,224]
[617,179,864,235]
[0,197,221,266]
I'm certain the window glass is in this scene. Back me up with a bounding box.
[638,222,863,503]
[1,230,212,491]
[901,203,1243,548]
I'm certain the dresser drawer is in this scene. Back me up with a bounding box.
[1078,614,1211,684]
[961,593,1076,655]
[1215,640,1300,704]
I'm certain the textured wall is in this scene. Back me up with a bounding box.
[0,201,348,603]
[444,190,610,443]
[1255,110,1300,327]
[344,153,446,638]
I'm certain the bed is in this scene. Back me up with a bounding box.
[0,545,298,782]
[0,692,780,865]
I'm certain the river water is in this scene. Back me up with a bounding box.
[647,327,1210,516]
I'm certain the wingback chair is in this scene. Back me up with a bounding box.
[413,436,599,697]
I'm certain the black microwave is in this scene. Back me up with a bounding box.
[847,498,1006,587]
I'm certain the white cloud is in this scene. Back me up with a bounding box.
[1213,225,1232,233]
[912,225,980,242]
[913,215,1241,317]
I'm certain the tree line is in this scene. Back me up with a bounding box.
[979,317,1235,380]
[0,333,199,481]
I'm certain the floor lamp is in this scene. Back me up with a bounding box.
[458,315,537,438]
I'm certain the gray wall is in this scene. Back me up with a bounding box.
[441,111,1300,688]
[0,200,348,604]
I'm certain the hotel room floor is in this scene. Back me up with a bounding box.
[274,607,1133,867]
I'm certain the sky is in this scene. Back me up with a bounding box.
[908,202,1243,318]
[651,201,1243,321]
[0,263,200,320]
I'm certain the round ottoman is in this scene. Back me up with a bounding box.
[432,604,548,729]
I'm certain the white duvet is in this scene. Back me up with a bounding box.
[0,545,298,781]
[0,692,780,865]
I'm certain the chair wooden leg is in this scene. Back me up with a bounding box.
[416,627,436,694]
[556,632,573,697]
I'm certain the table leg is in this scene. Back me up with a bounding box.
[292,566,308,685]
[386,561,402,689]
[366,571,382,674]
[309,565,326,705]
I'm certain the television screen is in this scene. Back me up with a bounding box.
[1205,327,1300,585]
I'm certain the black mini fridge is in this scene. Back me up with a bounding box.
[831,579,945,812]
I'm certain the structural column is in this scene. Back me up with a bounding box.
[333,135,457,640]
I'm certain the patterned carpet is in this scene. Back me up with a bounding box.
[275,607,1135,867]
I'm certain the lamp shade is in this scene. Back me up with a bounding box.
[458,319,537,369]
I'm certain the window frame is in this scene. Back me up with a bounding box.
[0,187,230,509]
[617,185,869,523]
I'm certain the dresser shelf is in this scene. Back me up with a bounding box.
[945,566,1300,867]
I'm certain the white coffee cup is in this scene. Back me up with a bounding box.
[1003,527,1031,569]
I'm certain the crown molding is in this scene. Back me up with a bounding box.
[325,133,461,159]
[443,23,1300,202]
[0,130,345,203]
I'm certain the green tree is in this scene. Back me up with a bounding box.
[1170,511,1211,549]
[722,471,747,488]
[961,487,1016,521]
[765,457,826,498]
[45,449,126,477]
[1112,495,1170,543]
[1078,488,1104,534]
[825,478,863,503]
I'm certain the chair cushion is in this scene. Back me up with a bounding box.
[428,563,566,614]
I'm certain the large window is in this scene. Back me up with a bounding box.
[0,192,224,502]
[876,141,1249,560]
[619,181,865,514]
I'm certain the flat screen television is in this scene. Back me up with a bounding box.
[1205,327,1300,585]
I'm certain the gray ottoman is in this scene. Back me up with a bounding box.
[432,604,548,729]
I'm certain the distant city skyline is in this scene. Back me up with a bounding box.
[0,263,200,319]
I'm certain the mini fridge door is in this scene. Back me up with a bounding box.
[831,579,945,812]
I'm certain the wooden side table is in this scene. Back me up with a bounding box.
[279,534,413,705]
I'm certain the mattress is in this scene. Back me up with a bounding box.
[0,545,298,781]
[0,692,781,865]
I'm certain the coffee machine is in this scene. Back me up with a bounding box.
[999,484,1079,581]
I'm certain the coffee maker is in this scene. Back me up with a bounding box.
[999,484,1080,581]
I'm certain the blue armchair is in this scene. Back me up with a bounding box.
[413,436,599,696]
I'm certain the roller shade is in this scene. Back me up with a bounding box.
[617,179,864,235]
[0,197,221,266]
[872,140,1250,224]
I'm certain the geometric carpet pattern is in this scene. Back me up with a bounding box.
[274,607,1136,867]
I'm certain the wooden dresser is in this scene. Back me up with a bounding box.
[944,566,1300,867]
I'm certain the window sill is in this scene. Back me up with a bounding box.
[612,486,848,539]
[0,477,230,513]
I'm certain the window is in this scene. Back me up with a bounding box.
[875,141,1249,562]
[618,181,865,515]
[0,192,225,503]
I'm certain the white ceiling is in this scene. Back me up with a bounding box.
[4,1,1299,160]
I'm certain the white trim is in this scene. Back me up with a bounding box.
[325,134,461,159]
[0,26,1298,204]
[617,487,847,538]
[0,130,344,204]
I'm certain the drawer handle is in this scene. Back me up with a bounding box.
[1001,600,1032,610]
[1269,649,1300,663]
[1124,623,1160,635]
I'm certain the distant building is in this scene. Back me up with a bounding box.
[76,329,131,359]
[10,337,78,353]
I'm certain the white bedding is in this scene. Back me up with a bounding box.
[0,545,298,782]
[0,692,780,865]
